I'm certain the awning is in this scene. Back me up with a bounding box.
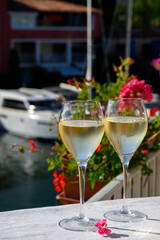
[10,0,99,13]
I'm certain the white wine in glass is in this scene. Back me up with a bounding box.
[104,98,148,222]
[59,120,104,165]
[59,100,104,231]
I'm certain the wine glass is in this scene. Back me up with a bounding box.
[104,98,148,222]
[58,100,104,231]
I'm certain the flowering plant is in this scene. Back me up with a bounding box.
[12,58,160,195]
[52,58,159,185]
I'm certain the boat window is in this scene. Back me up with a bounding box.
[28,100,62,111]
[2,99,27,110]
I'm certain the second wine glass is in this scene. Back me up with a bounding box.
[104,98,148,222]
[59,100,104,231]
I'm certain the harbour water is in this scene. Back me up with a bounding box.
[0,128,58,212]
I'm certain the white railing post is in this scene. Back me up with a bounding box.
[87,150,160,202]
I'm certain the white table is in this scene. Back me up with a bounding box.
[0,196,160,240]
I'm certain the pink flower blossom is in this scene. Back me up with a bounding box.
[95,219,111,236]
[151,57,160,71]
[119,78,153,102]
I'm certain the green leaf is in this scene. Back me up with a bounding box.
[19,146,25,153]
[48,163,56,171]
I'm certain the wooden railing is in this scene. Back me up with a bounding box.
[87,150,160,203]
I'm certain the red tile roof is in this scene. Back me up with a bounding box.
[13,0,99,13]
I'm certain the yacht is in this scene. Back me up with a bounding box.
[0,88,62,139]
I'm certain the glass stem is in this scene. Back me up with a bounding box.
[78,161,87,221]
[121,164,130,214]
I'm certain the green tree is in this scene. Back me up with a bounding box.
[133,0,160,26]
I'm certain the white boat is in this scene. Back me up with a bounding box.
[0,88,62,139]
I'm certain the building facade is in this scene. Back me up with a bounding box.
[0,0,100,83]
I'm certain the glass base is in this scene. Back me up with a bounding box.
[59,216,99,232]
[104,210,148,222]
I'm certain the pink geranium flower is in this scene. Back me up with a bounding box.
[151,57,160,71]
[95,219,111,236]
[119,78,153,102]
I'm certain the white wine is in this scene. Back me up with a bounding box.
[104,116,148,156]
[59,120,104,163]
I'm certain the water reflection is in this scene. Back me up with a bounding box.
[0,130,58,212]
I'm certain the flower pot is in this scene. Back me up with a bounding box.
[56,175,106,204]
[57,157,106,204]
[56,191,79,205]
[65,176,105,200]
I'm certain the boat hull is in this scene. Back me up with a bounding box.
[0,109,59,139]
